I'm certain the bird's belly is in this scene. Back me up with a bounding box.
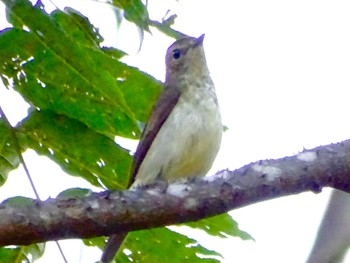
[133,96,222,186]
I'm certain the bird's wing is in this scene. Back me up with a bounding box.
[127,86,181,187]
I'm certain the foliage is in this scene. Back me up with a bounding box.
[0,117,20,184]
[0,0,252,262]
[0,243,45,263]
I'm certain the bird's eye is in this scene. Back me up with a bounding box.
[172,49,181,59]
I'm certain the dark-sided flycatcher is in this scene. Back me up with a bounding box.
[101,34,222,263]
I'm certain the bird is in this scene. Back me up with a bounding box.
[101,34,222,263]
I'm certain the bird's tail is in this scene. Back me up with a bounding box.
[101,232,128,263]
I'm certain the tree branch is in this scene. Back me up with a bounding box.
[1,139,350,246]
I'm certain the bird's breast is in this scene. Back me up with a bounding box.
[132,82,222,186]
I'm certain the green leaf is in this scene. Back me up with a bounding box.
[111,0,150,32]
[120,228,221,263]
[102,47,127,60]
[83,236,106,248]
[149,18,186,40]
[117,66,162,123]
[0,243,45,263]
[56,188,92,199]
[184,213,253,241]
[0,0,162,139]
[87,216,252,262]
[21,243,45,262]
[59,7,105,47]
[0,116,20,185]
[0,247,23,263]
[2,196,35,207]
[17,110,132,189]
[86,228,221,263]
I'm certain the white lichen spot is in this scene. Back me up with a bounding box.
[203,174,218,182]
[221,170,232,180]
[252,164,282,181]
[202,175,215,182]
[89,200,100,209]
[297,151,317,162]
[167,183,189,198]
[145,188,162,197]
[204,170,230,182]
[183,197,199,210]
[65,207,84,219]
[39,210,50,221]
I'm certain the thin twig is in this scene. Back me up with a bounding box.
[0,106,68,263]
[0,106,40,199]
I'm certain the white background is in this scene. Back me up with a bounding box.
[1,0,350,262]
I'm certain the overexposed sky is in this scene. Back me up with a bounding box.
[1,0,350,262]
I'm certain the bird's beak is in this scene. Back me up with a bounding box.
[194,34,205,47]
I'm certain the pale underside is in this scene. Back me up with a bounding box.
[132,81,222,187]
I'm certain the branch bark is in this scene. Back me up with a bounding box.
[1,139,350,246]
